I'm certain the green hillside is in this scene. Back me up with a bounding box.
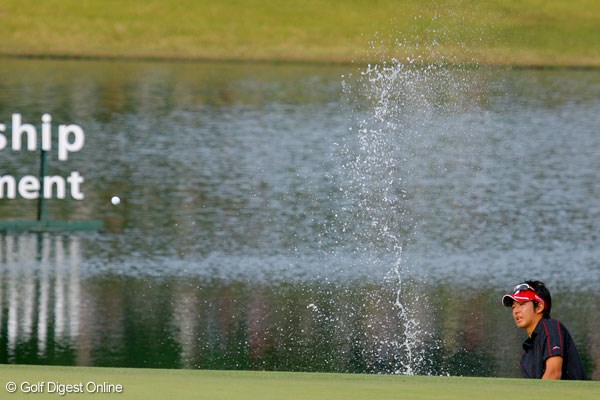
[0,0,599,66]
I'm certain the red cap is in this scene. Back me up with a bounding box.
[502,290,545,307]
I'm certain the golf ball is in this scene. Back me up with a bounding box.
[111,196,121,205]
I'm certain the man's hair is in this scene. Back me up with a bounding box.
[525,280,552,318]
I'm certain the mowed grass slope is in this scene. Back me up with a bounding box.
[1,365,598,400]
[0,0,599,66]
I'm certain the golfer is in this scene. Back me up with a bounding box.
[502,280,587,380]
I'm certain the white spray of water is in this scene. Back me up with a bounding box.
[339,35,477,374]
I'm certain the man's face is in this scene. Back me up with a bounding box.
[512,300,541,334]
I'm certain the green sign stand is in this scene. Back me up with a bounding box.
[0,150,104,232]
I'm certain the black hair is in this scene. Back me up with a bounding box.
[524,280,552,318]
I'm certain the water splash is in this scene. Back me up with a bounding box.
[338,36,476,374]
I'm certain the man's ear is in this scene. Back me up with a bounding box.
[534,302,545,315]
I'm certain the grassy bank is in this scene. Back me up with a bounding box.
[0,0,599,66]
[1,364,598,400]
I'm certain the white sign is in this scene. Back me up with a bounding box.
[0,113,86,200]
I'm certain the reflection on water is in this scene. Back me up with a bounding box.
[0,59,599,378]
[0,234,81,364]
[0,233,501,374]
[1,233,597,377]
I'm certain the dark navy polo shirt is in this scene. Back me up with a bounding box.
[520,318,587,380]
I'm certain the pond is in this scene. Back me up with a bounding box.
[0,58,598,378]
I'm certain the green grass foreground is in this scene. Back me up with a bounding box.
[0,0,599,66]
[0,365,598,400]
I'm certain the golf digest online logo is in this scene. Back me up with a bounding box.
[5,380,124,395]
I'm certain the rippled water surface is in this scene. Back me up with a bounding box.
[0,59,598,377]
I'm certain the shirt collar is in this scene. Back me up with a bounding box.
[521,319,547,350]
